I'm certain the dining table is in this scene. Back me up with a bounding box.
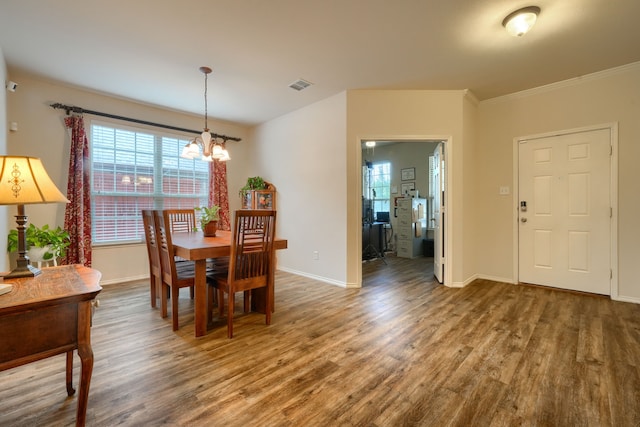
[171,230,288,337]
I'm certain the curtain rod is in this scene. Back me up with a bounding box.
[49,102,242,142]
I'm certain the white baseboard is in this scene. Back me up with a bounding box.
[100,274,149,286]
[276,267,350,288]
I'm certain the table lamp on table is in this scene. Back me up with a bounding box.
[0,156,69,283]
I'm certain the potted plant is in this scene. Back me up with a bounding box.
[195,205,221,237]
[7,224,71,264]
[239,176,267,198]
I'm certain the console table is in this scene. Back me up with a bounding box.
[0,265,102,427]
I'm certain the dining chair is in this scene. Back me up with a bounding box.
[154,209,199,331]
[142,210,162,309]
[165,208,197,233]
[210,209,277,338]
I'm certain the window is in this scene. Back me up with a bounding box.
[362,161,391,222]
[91,122,209,244]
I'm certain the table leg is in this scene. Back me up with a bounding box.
[66,350,75,396]
[76,301,94,427]
[194,259,207,337]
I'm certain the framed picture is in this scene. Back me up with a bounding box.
[401,167,415,181]
[401,182,415,195]
[255,190,274,209]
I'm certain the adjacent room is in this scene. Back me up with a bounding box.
[1,1,640,426]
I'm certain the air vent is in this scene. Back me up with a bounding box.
[288,79,313,91]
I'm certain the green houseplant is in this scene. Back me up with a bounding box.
[195,205,221,236]
[239,176,267,198]
[7,224,71,262]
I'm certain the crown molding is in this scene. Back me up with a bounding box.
[481,61,640,105]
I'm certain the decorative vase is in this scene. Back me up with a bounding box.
[27,245,54,262]
[203,221,218,237]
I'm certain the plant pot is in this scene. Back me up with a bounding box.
[27,245,56,263]
[202,221,218,237]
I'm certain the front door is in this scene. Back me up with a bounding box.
[518,128,611,294]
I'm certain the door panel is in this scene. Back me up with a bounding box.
[433,143,444,283]
[518,129,610,295]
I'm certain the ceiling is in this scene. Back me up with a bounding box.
[1,0,639,126]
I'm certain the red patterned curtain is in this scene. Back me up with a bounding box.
[62,116,92,266]
[209,160,230,231]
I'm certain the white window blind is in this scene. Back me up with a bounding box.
[90,122,209,244]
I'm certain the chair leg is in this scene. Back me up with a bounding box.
[150,275,157,308]
[218,288,225,317]
[243,290,250,313]
[265,286,272,326]
[227,290,234,338]
[207,286,214,324]
[160,281,168,318]
[171,285,179,331]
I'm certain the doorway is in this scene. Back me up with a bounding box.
[516,125,617,295]
[360,139,447,285]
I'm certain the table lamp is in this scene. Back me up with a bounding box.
[0,156,69,280]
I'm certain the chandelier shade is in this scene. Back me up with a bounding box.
[180,66,231,162]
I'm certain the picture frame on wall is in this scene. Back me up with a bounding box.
[401,182,415,195]
[401,167,415,181]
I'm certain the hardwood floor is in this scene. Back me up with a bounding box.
[1,256,639,426]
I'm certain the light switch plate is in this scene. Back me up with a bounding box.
[499,186,510,195]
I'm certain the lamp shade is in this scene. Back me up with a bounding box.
[0,156,69,205]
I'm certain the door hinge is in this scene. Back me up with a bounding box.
[610,207,613,218]
[610,145,613,156]
[610,269,613,279]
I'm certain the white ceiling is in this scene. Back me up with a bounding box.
[1,0,639,126]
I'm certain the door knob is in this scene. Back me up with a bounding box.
[521,217,527,223]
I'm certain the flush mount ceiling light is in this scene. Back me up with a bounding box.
[502,6,541,37]
[365,141,376,148]
[181,66,231,162]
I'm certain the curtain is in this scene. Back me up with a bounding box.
[209,160,230,231]
[62,115,92,266]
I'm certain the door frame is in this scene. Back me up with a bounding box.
[511,123,618,298]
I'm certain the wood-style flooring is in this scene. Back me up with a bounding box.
[1,255,639,426]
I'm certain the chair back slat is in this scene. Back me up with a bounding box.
[165,209,196,233]
[229,210,276,283]
[155,210,178,285]
[142,210,161,276]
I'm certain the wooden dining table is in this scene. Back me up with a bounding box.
[171,230,288,337]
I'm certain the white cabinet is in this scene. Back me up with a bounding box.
[396,197,427,258]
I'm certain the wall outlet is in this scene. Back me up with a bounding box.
[499,186,510,195]
[313,251,319,260]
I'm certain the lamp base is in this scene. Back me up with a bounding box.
[4,263,42,279]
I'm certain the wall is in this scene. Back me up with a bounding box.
[0,48,8,272]
[251,93,348,286]
[476,62,640,301]
[5,68,251,284]
[346,89,472,287]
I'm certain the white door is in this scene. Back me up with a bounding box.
[433,143,444,283]
[518,128,611,294]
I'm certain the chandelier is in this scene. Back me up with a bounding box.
[181,66,231,162]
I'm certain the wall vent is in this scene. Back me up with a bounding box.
[288,79,313,91]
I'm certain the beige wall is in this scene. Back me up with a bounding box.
[0,48,7,272]
[476,63,640,301]
[4,68,251,284]
[251,93,348,286]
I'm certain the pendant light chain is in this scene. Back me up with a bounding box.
[203,71,208,131]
